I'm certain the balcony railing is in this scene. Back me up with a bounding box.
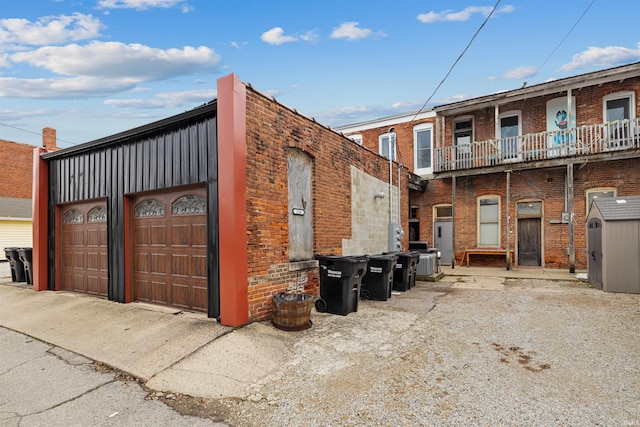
[434,118,640,172]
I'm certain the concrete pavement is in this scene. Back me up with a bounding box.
[0,260,587,402]
[0,327,226,426]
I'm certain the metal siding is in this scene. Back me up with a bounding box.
[181,127,190,185]
[172,130,181,186]
[157,136,165,190]
[136,140,144,192]
[164,133,173,188]
[206,117,219,318]
[148,138,157,191]
[198,121,208,183]
[83,154,90,200]
[189,125,198,182]
[47,115,218,307]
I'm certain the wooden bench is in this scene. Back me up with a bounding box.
[461,248,514,267]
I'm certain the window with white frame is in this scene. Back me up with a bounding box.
[478,196,500,246]
[379,132,396,161]
[586,187,617,213]
[414,123,433,174]
[349,134,363,145]
[499,111,522,160]
[603,92,635,123]
[434,204,452,219]
[603,92,636,140]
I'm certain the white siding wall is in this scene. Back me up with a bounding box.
[0,220,33,261]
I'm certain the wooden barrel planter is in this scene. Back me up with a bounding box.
[272,293,314,331]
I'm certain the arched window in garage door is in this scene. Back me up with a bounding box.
[132,189,208,313]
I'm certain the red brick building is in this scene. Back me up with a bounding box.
[32,75,407,326]
[338,62,640,272]
[0,128,57,259]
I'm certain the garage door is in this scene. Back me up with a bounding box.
[60,201,108,297]
[132,188,207,312]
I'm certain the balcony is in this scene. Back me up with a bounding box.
[434,118,640,173]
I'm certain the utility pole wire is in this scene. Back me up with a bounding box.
[532,0,596,78]
[409,0,502,123]
[0,122,78,146]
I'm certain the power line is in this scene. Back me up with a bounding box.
[531,0,596,78]
[0,122,78,146]
[409,0,502,123]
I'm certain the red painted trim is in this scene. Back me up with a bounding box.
[217,73,249,326]
[54,205,61,291]
[32,147,49,291]
[123,196,132,303]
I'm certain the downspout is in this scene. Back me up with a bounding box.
[567,88,573,144]
[567,163,576,273]
[451,175,456,268]
[506,171,511,270]
[398,164,402,248]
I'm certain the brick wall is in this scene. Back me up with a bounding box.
[344,117,435,174]
[244,87,409,321]
[441,78,640,143]
[416,157,640,269]
[0,139,35,199]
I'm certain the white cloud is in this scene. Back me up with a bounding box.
[330,22,373,41]
[417,5,514,23]
[0,76,138,98]
[10,41,220,81]
[261,27,298,45]
[0,13,104,47]
[230,41,248,49]
[489,65,537,80]
[300,30,319,43]
[97,0,189,10]
[104,88,216,109]
[561,43,640,71]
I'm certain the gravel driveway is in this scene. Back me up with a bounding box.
[222,277,640,426]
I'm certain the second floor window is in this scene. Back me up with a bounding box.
[414,123,433,174]
[379,132,396,161]
[500,113,521,160]
[454,119,473,154]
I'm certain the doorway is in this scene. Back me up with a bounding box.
[587,218,603,289]
[516,201,542,266]
[434,221,453,265]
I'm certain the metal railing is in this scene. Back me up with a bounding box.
[434,118,640,172]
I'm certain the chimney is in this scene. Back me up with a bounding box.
[42,127,58,151]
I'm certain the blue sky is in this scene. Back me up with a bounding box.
[1,0,639,148]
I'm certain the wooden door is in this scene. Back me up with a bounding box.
[288,150,313,261]
[59,201,108,297]
[517,218,541,266]
[132,188,207,312]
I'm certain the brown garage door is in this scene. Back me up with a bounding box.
[132,188,207,312]
[60,201,108,297]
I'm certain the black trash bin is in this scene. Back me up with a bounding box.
[361,254,398,301]
[315,255,368,315]
[392,251,421,291]
[17,248,33,285]
[4,247,26,283]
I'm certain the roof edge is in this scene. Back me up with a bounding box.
[42,100,217,159]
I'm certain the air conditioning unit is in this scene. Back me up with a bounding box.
[417,253,437,276]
